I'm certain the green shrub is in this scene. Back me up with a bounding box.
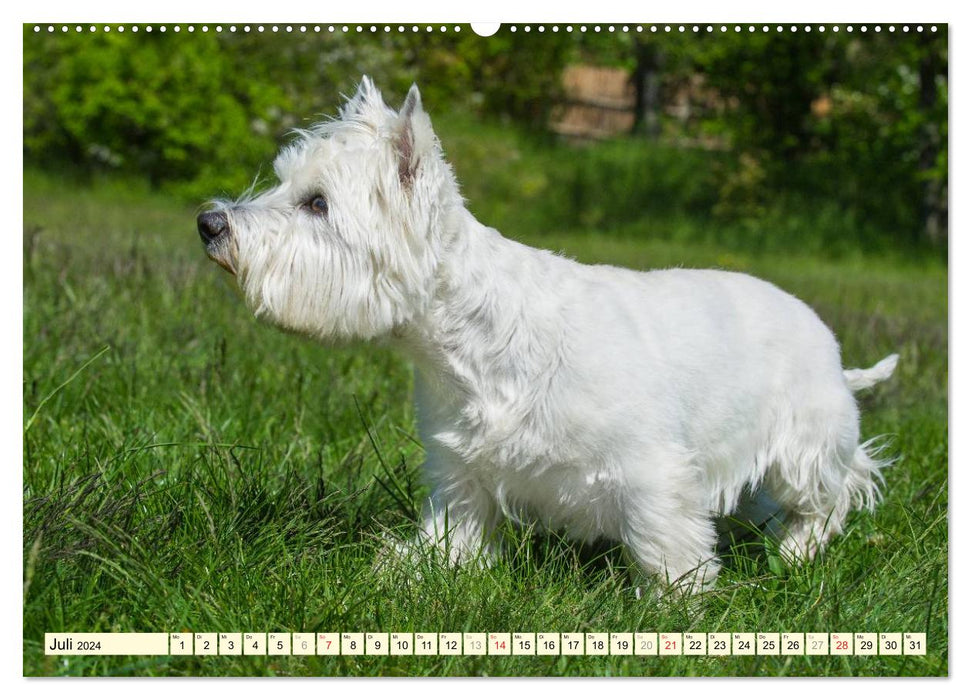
[24,29,292,199]
[22,27,576,202]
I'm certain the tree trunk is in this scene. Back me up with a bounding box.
[918,32,946,245]
[631,39,661,139]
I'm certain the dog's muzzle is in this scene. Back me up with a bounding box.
[198,210,229,245]
[197,210,237,275]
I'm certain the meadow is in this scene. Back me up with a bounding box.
[22,119,947,676]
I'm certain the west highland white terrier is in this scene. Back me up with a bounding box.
[198,77,897,594]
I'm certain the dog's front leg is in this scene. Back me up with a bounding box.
[416,472,501,568]
[618,449,723,597]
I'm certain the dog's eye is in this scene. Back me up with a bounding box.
[304,195,328,216]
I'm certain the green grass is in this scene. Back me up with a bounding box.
[22,158,947,676]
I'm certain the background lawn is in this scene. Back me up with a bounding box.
[22,116,947,674]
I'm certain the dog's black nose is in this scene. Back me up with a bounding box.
[197,210,229,245]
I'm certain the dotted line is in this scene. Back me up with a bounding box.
[32,24,939,35]
[32,25,464,34]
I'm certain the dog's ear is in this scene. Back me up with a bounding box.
[393,84,436,189]
[341,75,383,119]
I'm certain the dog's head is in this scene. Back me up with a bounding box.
[198,76,460,341]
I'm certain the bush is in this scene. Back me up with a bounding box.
[22,27,577,201]
[24,30,293,199]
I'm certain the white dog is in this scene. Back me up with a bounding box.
[198,77,897,593]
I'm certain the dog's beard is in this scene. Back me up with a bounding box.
[205,236,239,275]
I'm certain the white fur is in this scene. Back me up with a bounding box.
[202,77,898,594]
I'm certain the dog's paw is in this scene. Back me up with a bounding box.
[372,533,427,580]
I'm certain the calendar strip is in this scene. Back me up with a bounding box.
[44,632,926,657]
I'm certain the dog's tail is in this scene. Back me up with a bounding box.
[843,353,899,392]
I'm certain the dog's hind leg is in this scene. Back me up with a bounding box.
[762,392,887,564]
[770,440,887,563]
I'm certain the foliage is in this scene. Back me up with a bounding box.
[436,114,931,257]
[22,25,947,248]
[649,29,947,247]
[24,31,289,198]
[567,27,948,248]
[22,26,575,200]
